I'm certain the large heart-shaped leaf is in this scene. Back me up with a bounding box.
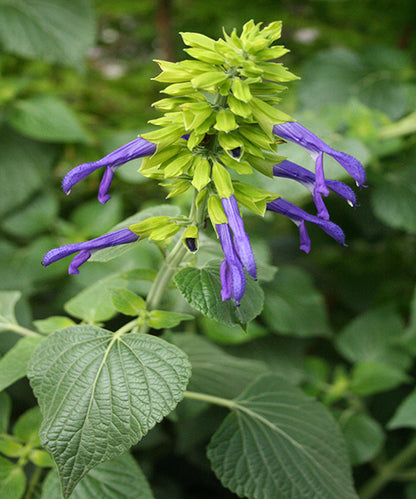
[207,374,357,499]
[41,453,154,499]
[28,325,191,498]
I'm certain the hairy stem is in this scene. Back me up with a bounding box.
[6,324,41,337]
[184,390,236,410]
[140,193,207,334]
[360,436,416,499]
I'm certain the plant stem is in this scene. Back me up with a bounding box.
[360,436,416,499]
[184,390,236,410]
[24,466,42,499]
[7,324,41,337]
[139,193,207,334]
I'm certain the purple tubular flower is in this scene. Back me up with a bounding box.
[217,223,246,305]
[62,138,157,204]
[267,198,345,253]
[273,160,357,220]
[273,122,366,189]
[221,195,257,280]
[42,228,139,274]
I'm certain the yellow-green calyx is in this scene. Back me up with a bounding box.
[140,20,297,218]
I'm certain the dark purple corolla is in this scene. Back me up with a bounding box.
[221,195,257,280]
[216,223,246,306]
[42,229,139,274]
[267,198,346,253]
[273,160,357,220]
[62,138,156,204]
[273,122,366,198]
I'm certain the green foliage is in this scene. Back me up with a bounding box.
[0,455,26,499]
[0,0,96,66]
[207,375,357,499]
[28,325,191,497]
[340,412,385,466]
[0,336,44,391]
[41,453,154,499]
[263,265,331,337]
[174,262,264,326]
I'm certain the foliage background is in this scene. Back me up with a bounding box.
[1,0,416,497]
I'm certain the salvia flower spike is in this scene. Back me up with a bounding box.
[44,20,365,305]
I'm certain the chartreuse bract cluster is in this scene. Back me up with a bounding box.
[43,20,365,305]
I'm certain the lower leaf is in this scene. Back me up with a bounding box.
[207,374,357,499]
[28,325,191,498]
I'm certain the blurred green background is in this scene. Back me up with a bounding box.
[1,0,416,497]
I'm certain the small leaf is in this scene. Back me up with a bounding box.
[0,336,44,392]
[350,361,410,396]
[9,96,89,143]
[64,274,130,323]
[13,407,42,446]
[335,306,410,369]
[0,291,20,332]
[0,126,59,217]
[147,311,194,329]
[112,289,146,316]
[340,412,385,465]
[28,325,191,497]
[0,0,96,66]
[28,449,54,468]
[200,316,267,345]
[174,262,264,326]
[207,374,357,499]
[41,452,154,499]
[34,316,75,335]
[263,265,331,337]
[0,455,26,499]
[388,388,416,430]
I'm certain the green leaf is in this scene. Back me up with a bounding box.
[171,334,269,400]
[28,449,54,468]
[41,453,154,499]
[207,374,357,499]
[0,0,96,66]
[0,393,11,433]
[340,412,385,465]
[263,265,331,337]
[0,126,59,217]
[335,306,411,369]
[9,96,89,143]
[28,325,191,497]
[64,273,131,323]
[0,336,44,392]
[350,361,410,396]
[34,316,75,335]
[13,407,42,446]
[0,455,26,499]
[71,195,123,239]
[111,289,146,316]
[174,262,264,326]
[2,192,59,238]
[90,205,180,263]
[0,291,20,332]
[146,311,194,329]
[388,389,416,430]
[199,316,268,345]
[371,168,416,234]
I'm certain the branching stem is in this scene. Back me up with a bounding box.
[360,436,416,499]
